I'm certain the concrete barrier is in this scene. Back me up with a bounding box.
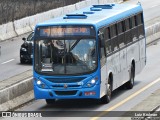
[76,1,88,10]
[0,0,124,42]
[29,15,37,30]
[91,0,99,5]
[0,22,17,41]
[40,11,52,23]
[63,4,76,15]
[14,17,32,35]
[50,7,64,18]
[145,22,160,44]
[30,13,50,31]
[99,0,108,4]
[0,70,33,111]
[85,0,92,6]
[30,11,53,31]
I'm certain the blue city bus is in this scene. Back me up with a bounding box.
[33,3,146,104]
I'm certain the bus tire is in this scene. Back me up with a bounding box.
[20,58,25,64]
[46,99,56,105]
[100,77,112,104]
[125,64,135,89]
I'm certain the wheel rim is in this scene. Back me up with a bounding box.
[107,83,111,99]
[131,66,134,85]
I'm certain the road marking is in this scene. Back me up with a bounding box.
[1,59,15,65]
[150,4,160,8]
[91,77,160,120]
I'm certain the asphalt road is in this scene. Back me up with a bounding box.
[0,33,32,81]
[126,0,160,22]
[0,0,160,120]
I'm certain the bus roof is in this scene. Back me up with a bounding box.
[36,3,143,29]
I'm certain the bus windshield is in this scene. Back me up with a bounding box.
[34,38,97,75]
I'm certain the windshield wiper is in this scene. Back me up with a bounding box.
[69,39,80,52]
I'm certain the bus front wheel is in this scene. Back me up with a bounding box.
[46,99,56,105]
[125,64,135,89]
[100,77,112,104]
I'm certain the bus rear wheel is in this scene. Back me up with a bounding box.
[125,64,135,89]
[46,99,56,105]
[100,77,112,104]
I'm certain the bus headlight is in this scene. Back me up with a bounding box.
[35,79,48,89]
[21,47,27,52]
[84,77,98,88]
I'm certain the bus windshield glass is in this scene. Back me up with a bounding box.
[34,38,97,75]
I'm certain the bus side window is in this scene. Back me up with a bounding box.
[117,22,123,34]
[130,16,138,41]
[125,18,131,44]
[104,27,111,54]
[104,27,110,40]
[136,13,143,25]
[136,13,145,38]
[130,16,136,28]
[125,19,130,31]
[110,25,117,38]
[117,21,125,48]
[99,28,106,59]
[110,24,118,52]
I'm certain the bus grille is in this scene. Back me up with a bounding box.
[55,90,77,96]
[46,77,85,83]
[52,84,80,88]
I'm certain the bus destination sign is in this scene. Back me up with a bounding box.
[39,26,91,37]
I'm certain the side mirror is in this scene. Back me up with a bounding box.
[22,38,26,41]
[98,31,105,48]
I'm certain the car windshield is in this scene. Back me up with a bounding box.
[27,32,34,41]
[34,39,97,75]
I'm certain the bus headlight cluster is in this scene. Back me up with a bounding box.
[35,79,48,89]
[21,47,27,52]
[84,77,98,88]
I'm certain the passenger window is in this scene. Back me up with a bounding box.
[105,39,111,54]
[110,25,117,38]
[130,16,136,28]
[104,27,110,40]
[125,19,130,31]
[100,47,105,58]
[136,13,143,25]
[117,22,123,34]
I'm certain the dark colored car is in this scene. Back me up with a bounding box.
[20,32,34,63]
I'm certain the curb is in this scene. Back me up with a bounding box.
[0,70,33,111]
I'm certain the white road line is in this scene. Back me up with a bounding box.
[150,4,160,8]
[1,59,15,65]
[91,77,160,120]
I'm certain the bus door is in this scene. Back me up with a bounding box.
[104,25,120,90]
[129,16,140,74]
[117,21,127,85]
[98,29,107,98]
[109,24,120,89]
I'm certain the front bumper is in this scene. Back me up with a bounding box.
[20,51,32,61]
[34,84,100,100]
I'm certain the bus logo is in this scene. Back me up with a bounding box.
[64,84,68,89]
